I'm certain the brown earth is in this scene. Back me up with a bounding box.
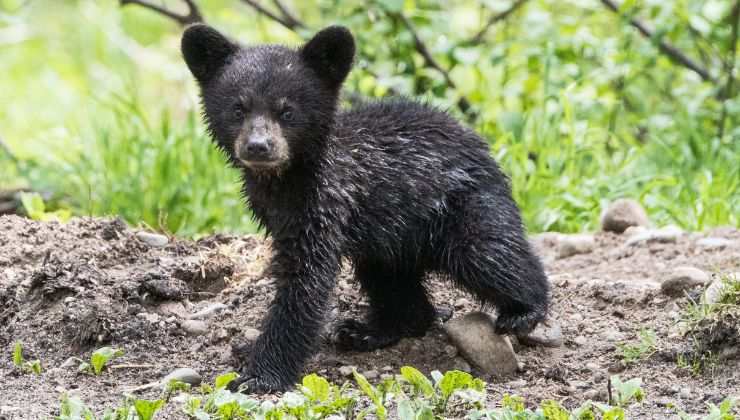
[0,215,738,419]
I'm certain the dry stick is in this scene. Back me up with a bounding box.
[467,0,530,45]
[272,0,306,30]
[119,0,203,25]
[600,0,715,83]
[240,0,301,31]
[394,13,472,114]
[717,1,740,139]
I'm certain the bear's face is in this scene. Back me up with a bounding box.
[181,25,355,172]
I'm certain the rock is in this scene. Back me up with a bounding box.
[188,302,229,320]
[136,312,160,323]
[363,369,379,380]
[135,231,169,247]
[625,225,683,246]
[381,365,393,372]
[601,329,623,342]
[451,357,472,373]
[583,389,600,400]
[243,327,261,341]
[507,379,527,388]
[454,297,471,309]
[338,365,355,377]
[703,280,726,305]
[679,387,692,400]
[661,266,711,297]
[573,336,588,347]
[556,234,596,258]
[518,319,563,348]
[696,237,734,250]
[443,312,518,376]
[585,362,599,372]
[163,368,202,386]
[601,199,649,233]
[60,357,78,369]
[444,345,458,357]
[180,320,209,336]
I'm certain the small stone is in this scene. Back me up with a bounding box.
[661,266,711,297]
[381,365,393,372]
[569,380,589,389]
[137,312,160,323]
[363,369,379,380]
[243,328,261,341]
[338,365,356,377]
[451,357,472,373]
[60,357,78,369]
[696,237,734,250]
[585,362,599,372]
[556,234,596,258]
[679,387,692,399]
[444,345,458,357]
[507,379,527,388]
[135,231,169,247]
[583,389,600,400]
[626,225,683,246]
[570,313,584,323]
[518,319,563,348]
[188,303,229,320]
[601,199,650,233]
[163,368,202,386]
[181,320,209,336]
[454,297,471,309]
[601,329,623,342]
[443,312,518,376]
[573,336,588,347]
[63,296,75,304]
[380,373,394,380]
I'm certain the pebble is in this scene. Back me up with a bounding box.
[625,225,683,246]
[573,336,588,347]
[679,387,693,399]
[363,369,379,380]
[243,327,261,341]
[180,320,209,336]
[381,365,393,372]
[507,379,527,388]
[444,345,458,357]
[451,357,472,373]
[583,389,600,400]
[60,357,78,369]
[601,199,650,233]
[601,329,623,342]
[135,231,169,247]
[696,237,734,249]
[338,365,356,377]
[518,319,564,348]
[585,362,599,372]
[188,303,229,320]
[660,266,710,297]
[162,368,202,386]
[443,312,518,376]
[556,234,596,258]
[63,296,75,304]
[136,312,160,323]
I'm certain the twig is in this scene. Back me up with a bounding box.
[718,1,740,139]
[272,0,305,29]
[119,0,203,25]
[467,0,530,45]
[600,0,715,83]
[240,0,302,31]
[394,13,472,114]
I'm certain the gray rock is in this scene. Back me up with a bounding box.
[180,320,209,336]
[601,199,650,233]
[703,280,726,305]
[136,312,160,323]
[163,368,202,386]
[696,237,734,250]
[443,312,518,376]
[363,369,379,380]
[518,319,563,348]
[661,266,710,296]
[679,387,693,399]
[556,234,596,258]
[338,365,356,377]
[188,303,229,320]
[135,231,169,247]
[573,336,588,347]
[506,379,527,388]
[625,225,683,246]
[243,327,261,341]
[451,357,472,373]
[444,345,458,357]
[60,357,78,369]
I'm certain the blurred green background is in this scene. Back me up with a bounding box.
[0,0,738,236]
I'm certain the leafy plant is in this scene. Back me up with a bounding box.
[20,192,71,223]
[617,329,658,365]
[78,347,124,376]
[609,376,645,408]
[12,341,42,375]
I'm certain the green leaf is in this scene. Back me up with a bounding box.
[400,366,434,398]
[214,372,238,389]
[353,369,386,420]
[134,399,164,420]
[26,359,42,375]
[302,373,330,402]
[541,399,570,420]
[377,0,403,12]
[90,347,124,375]
[439,370,484,401]
[12,341,24,367]
[397,400,415,420]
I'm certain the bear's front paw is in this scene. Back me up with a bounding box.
[227,372,287,394]
[494,309,546,336]
[330,319,402,352]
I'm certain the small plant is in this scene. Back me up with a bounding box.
[609,376,645,407]
[20,192,71,223]
[77,347,124,376]
[617,329,658,365]
[12,341,42,375]
[676,397,737,420]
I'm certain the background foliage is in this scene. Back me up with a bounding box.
[0,0,738,236]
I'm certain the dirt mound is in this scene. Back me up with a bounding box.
[1,215,739,418]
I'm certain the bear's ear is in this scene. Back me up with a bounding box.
[181,24,238,83]
[300,26,355,90]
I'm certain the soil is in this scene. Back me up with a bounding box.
[0,215,738,419]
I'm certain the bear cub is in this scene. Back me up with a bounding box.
[181,24,549,393]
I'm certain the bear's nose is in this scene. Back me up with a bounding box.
[245,138,271,160]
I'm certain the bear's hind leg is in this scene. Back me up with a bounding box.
[332,260,436,352]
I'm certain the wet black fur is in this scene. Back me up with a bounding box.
[181,24,550,393]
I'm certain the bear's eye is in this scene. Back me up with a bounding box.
[232,104,245,120]
[280,108,294,122]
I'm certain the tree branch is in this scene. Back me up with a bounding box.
[272,0,305,30]
[394,13,472,114]
[718,1,739,138]
[240,0,302,31]
[467,0,530,45]
[119,0,203,25]
[600,0,715,83]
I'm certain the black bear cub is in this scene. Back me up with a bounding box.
[181,24,549,393]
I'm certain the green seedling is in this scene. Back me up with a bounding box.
[617,329,657,365]
[78,347,124,376]
[12,341,42,375]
